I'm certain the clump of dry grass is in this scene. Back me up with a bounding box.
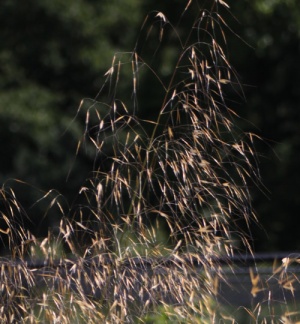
[77,0,260,258]
[0,1,279,323]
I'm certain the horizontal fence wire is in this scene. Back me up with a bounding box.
[1,252,300,307]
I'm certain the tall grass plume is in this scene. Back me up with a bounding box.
[0,1,284,323]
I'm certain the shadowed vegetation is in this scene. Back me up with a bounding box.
[1,1,300,323]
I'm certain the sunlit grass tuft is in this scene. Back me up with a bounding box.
[2,1,299,323]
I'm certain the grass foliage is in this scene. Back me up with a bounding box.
[1,0,300,322]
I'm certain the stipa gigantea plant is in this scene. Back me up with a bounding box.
[71,0,261,320]
[0,1,265,323]
[77,1,260,266]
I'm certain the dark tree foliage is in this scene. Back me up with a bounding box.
[228,0,300,251]
[0,0,142,236]
[0,0,299,251]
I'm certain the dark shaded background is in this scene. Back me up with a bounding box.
[1,0,299,252]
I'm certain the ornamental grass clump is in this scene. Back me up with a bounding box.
[0,1,268,322]
[77,0,260,263]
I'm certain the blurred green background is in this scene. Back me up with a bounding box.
[0,0,299,252]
